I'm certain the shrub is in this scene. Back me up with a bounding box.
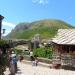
[33,47,53,59]
[0,54,8,75]
[0,40,9,75]
[33,48,46,57]
[14,48,23,55]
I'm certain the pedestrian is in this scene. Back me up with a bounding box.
[19,55,24,62]
[12,56,18,72]
[11,51,18,72]
[9,57,15,75]
[30,51,33,56]
[30,56,35,66]
[34,55,38,66]
[29,51,33,61]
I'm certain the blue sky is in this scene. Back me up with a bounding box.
[0,0,75,35]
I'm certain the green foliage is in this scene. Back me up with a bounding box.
[33,47,53,59]
[0,40,7,45]
[0,54,8,75]
[6,19,74,39]
[0,40,8,75]
[45,47,53,59]
[14,48,23,55]
[33,48,46,57]
[0,55,7,66]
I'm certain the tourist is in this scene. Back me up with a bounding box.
[9,57,15,75]
[19,55,24,62]
[9,51,18,74]
[29,51,33,60]
[30,51,33,56]
[12,56,18,72]
[34,55,38,66]
[30,56,35,66]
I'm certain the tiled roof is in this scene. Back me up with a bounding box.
[52,29,75,45]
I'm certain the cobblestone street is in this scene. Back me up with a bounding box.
[4,60,75,75]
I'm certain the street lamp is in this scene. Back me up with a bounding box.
[0,15,4,39]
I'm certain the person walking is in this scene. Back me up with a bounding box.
[30,56,35,66]
[29,51,33,61]
[9,51,18,75]
[19,55,24,62]
[29,51,35,66]
[34,55,38,66]
[12,56,18,73]
[9,57,15,75]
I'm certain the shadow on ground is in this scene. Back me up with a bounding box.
[62,66,75,71]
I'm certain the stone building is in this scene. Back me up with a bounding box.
[52,29,75,67]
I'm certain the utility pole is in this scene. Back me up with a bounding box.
[0,15,4,39]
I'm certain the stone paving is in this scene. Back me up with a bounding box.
[4,60,75,75]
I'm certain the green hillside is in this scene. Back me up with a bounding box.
[6,19,74,39]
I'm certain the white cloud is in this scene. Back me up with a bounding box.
[39,0,44,4]
[68,16,73,19]
[1,21,15,36]
[2,30,11,36]
[32,0,48,5]
[32,0,38,3]
[2,21,15,28]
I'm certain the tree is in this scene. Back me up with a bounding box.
[0,40,10,75]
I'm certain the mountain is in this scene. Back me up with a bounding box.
[6,19,74,39]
